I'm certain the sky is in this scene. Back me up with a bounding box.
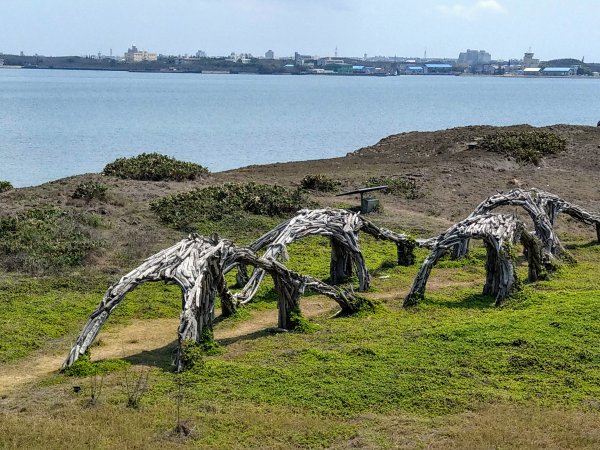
[1,0,599,62]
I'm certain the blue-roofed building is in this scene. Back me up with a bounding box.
[423,63,453,74]
[542,67,573,76]
[406,66,424,74]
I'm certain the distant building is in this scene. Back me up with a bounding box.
[523,67,542,75]
[265,50,274,59]
[458,49,491,66]
[294,52,313,66]
[317,57,344,67]
[405,66,424,75]
[0,59,4,66]
[423,63,453,74]
[542,67,573,76]
[523,52,539,68]
[196,50,207,58]
[124,45,157,63]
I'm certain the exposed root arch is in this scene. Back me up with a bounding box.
[454,189,563,262]
[404,214,543,307]
[228,208,418,306]
[63,233,368,371]
[63,235,232,370]
[531,188,600,241]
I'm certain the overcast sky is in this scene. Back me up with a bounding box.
[1,0,598,61]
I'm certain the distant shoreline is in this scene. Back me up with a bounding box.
[3,65,599,79]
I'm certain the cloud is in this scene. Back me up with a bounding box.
[438,0,506,19]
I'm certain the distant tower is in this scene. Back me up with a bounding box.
[110,48,113,57]
[364,52,367,61]
[335,46,338,58]
[424,48,427,60]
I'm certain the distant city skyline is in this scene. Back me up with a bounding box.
[2,0,599,62]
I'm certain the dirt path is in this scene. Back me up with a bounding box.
[0,298,335,395]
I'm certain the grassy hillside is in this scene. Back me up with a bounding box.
[2,125,600,448]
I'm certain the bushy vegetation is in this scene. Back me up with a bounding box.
[300,174,339,192]
[479,130,566,164]
[62,353,130,377]
[72,181,108,201]
[0,207,102,274]
[151,182,311,232]
[102,153,209,181]
[0,181,13,193]
[367,175,420,199]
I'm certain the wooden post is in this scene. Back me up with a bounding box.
[330,238,353,285]
[483,241,499,296]
[272,274,303,330]
[397,241,416,266]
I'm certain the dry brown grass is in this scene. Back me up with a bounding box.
[3,401,599,449]
[429,404,600,449]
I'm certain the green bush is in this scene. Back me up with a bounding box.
[102,153,209,181]
[151,182,311,231]
[72,181,108,201]
[62,353,130,377]
[479,131,566,164]
[0,207,102,274]
[367,176,420,200]
[0,181,13,193]
[300,174,339,192]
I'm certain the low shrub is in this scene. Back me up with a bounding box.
[72,181,108,201]
[102,153,209,181]
[479,130,566,164]
[0,207,102,274]
[0,181,13,193]
[62,353,130,377]
[151,182,311,231]
[367,176,420,199]
[300,174,339,192]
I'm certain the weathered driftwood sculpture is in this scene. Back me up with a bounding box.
[229,208,417,306]
[63,234,367,371]
[453,189,600,261]
[453,189,558,261]
[531,188,600,241]
[404,214,543,307]
[229,209,371,304]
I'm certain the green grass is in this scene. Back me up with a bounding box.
[3,234,600,448]
[146,249,600,419]
[0,275,182,363]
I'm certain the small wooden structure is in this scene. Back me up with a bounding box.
[336,185,388,213]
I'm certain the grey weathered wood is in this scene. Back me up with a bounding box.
[226,208,422,306]
[404,214,541,307]
[63,232,368,372]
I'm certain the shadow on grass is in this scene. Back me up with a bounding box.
[564,241,600,250]
[123,327,280,370]
[423,292,495,310]
[217,328,279,347]
[124,340,177,370]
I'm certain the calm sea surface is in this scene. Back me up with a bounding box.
[1,69,599,187]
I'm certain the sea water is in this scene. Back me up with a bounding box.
[1,69,598,187]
